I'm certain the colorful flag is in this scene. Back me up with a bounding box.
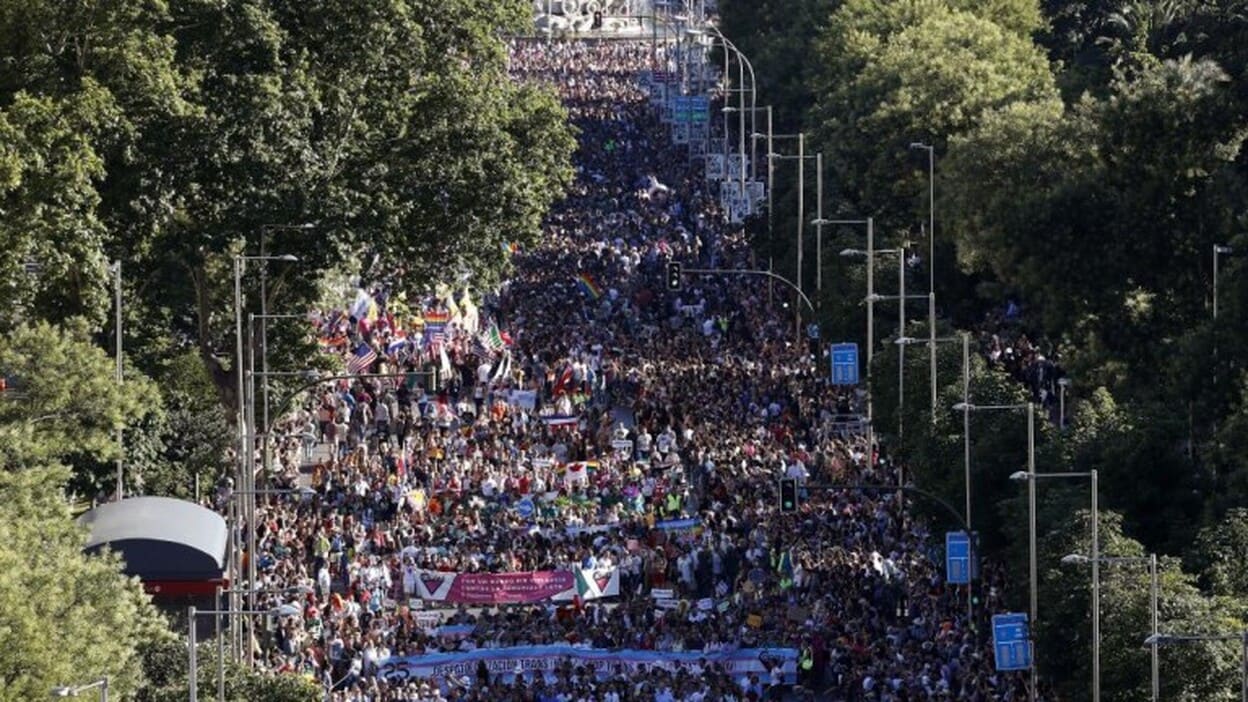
[541,414,579,427]
[439,342,453,381]
[386,336,409,356]
[552,366,574,396]
[491,350,512,383]
[575,273,602,300]
[459,290,480,334]
[350,289,372,320]
[423,309,450,346]
[482,322,506,351]
[347,344,377,374]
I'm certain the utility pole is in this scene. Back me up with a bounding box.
[112,260,124,499]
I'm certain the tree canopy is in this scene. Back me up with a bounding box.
[0,467,164,701]
[717,0,1248,695]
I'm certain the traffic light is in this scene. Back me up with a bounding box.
[779,478,799,513]
[666,261,682,291]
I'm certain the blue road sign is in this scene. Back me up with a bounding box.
[831,343,860,385]
[515,497,535,520]
[669,96,710,123]
[992,613,1032,671]
[946,531,971,585]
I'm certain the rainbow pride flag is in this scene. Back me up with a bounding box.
[576,273,602,300]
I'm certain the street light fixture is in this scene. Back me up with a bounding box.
[909,142,938,411]
[848,247,917,443]
[187,607,281,702]
[230,251,298,667]
[1012,468,1101,702]
[50,677,108,701]
[1063,552,1159,701]
[1144,631,1248,701]
[825,218,878,464]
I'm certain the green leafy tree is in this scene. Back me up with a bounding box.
[809,3,1058,239]
[0,0,187,328]
[137,638,322,702]
[0,466,165,701]
[0,320,158,479]
[110,0,576,412]
[1189,508,1248,598]
[1036,508,1245,701]
[946,56,1244,365]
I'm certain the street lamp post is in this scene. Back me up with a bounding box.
[251,313,308,475]
[1214,244,1234,319]
[187,606,275,702]
[50,677,108,701]
[825,218,876,462]
[909,142,937,415]
[897,332,973,623]
[1011,467,1100,702]
[1058,377,1071,429]
[851,249,909,442]
[956,402,1035,700]
[1146,631,1248,701]
[231,252,297,667]
[110,261,123,499]
[766,135,814,338]
[214,583,313,701]
[258,224,314,472]
[1064,552,1158,701]
[690,24,755,195]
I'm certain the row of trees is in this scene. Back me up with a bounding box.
[719,0,1248,698]
[0,0,574,698]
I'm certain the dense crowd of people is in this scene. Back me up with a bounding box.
[218,37,1036,702]
[978,302,1068,426]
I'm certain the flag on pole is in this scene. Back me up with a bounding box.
[386,336,409,357]
[552,366,574,396]
[350,289,373,320]
[347,344,377,374]
[459,290,480,334]
[541,414,580,427]
[438,342,453,381]
[491,350,512,383]
[575,273,602,300]
[482,322,506,351]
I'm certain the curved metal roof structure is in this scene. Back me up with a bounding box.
[78,496,227,581]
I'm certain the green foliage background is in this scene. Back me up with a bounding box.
[0,0,574,697]
[719,0,1248,697]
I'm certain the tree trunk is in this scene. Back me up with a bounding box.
[190,261,239,418]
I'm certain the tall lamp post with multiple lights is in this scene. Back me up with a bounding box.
[1064,552,1159,701]
[1145,631,1248,701]
[231,251,298,665]
[1010,467,1101,702]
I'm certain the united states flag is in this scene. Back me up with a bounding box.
[347,343,377,374]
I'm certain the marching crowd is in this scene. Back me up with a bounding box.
[222,38,1035,702]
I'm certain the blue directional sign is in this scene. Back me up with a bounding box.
[669,95,710,123]
[830,343,860,385]
[515,497,535,520]
[946,531,971,585]
[992,613,1032,671]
